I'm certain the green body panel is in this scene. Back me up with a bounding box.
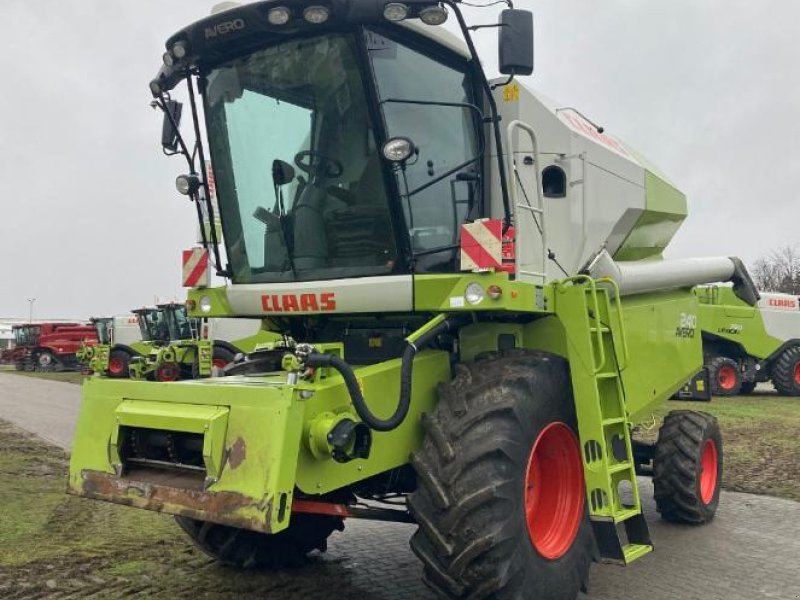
[696,286,781,360]
[615,171,687,261]
[79,341,152,374]
[69,276,701,547]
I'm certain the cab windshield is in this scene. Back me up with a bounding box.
[14,326,39,347]
[162,306,197,341]
[137,311,169,343]
[205,28,481,282]
[206,33,397,283]
[93,319,113,345]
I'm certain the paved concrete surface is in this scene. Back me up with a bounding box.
[0,371,81,449]
[1,371,799,599]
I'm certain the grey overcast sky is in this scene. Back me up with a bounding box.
[1,1,798,319]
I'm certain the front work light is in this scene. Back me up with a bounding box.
[199,296,213,313]
[171,40,189,59]
[303,5,330,24]
[162,52,175,67]
[382,137,416,163]
[383,3,409,21]
[419,5,448,25]
[268,6,291,25]
[176,174,201,196]
[465,283,485,305]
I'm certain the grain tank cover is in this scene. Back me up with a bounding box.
[495,83,687,278]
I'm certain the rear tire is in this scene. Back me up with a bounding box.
[107,349,132,378]
[653,411,722,524]
[708,356,741,396]
[771,346,800,396]
[409,350,593,600]
[175,514,343,568]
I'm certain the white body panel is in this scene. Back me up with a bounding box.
[207,317,261,341]
[490,84,650,282]
[111,315,142,346]
[758,293,800,342]
[225,276,414,316]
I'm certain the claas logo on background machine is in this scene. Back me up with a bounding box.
[261,293,336,313]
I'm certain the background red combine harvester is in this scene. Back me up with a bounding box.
[10,323,98,372]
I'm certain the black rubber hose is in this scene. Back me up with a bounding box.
[305,318,461,432]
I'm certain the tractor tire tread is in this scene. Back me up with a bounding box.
[771,345,800,396]
[409,349,592,600]
[653,410,722,524]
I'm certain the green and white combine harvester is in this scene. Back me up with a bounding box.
[68,2,756,597]
[80,303,268,380]
[78,308,166,377]
[695,285,800,397]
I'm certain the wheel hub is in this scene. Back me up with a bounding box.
[699,439,718,505]
[109,357,124,375]
[717,365,737,390]
[793,362,800,386]
[524,422,584,560]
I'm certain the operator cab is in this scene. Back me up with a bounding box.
[152,1,532,287]
[132,308,170,344]
[157,303,200,341]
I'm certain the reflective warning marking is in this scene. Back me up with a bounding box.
[460,219,502,271]
[182,248,209,288]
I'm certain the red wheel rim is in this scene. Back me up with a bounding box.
[212,358,229,369]
[699,439,718,504]
[524,422,584,560]
[717,365,737,391]
[157,365,179,382]
[793,362,800,385]
[108,357,124,375]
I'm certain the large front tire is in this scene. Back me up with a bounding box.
[175,513,343,569]
[653,410,722,524]
[409,350,593,600]
[107,349,132,378]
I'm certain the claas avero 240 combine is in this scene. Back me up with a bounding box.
[68,2,757,597]
[696,286,800,396]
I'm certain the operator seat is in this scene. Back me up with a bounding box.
[324,155,395,268]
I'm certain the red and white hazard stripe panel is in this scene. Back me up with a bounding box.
[460,219,503,272]
[182,248,210,288]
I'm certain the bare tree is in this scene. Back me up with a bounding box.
[751,246,800,294]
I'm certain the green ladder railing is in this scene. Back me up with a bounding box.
[556,276,652,565]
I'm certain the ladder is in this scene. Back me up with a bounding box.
[555,275,652,565]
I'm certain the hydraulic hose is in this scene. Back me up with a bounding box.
[304,317,463,432]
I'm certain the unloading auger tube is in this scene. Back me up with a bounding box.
[586,249,761,306]
[298,314,467,432]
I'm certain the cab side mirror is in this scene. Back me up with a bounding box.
[161,99,183,152]
[498,9,533,76]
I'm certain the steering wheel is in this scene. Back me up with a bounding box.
[294,150,343,179]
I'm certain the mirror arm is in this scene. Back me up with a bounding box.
[186,75,225,276]
[442,0,513,232]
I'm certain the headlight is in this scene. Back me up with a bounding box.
[303,5,329,24]
[383,3,409,21]
[419,5,448,25]
[199,296,213,314]
[162,51,175,67]
[382,137,416,163]
[171,40,189,59]
[268,6,291,25]
[465,283,485,305]
[175,174,200,196]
